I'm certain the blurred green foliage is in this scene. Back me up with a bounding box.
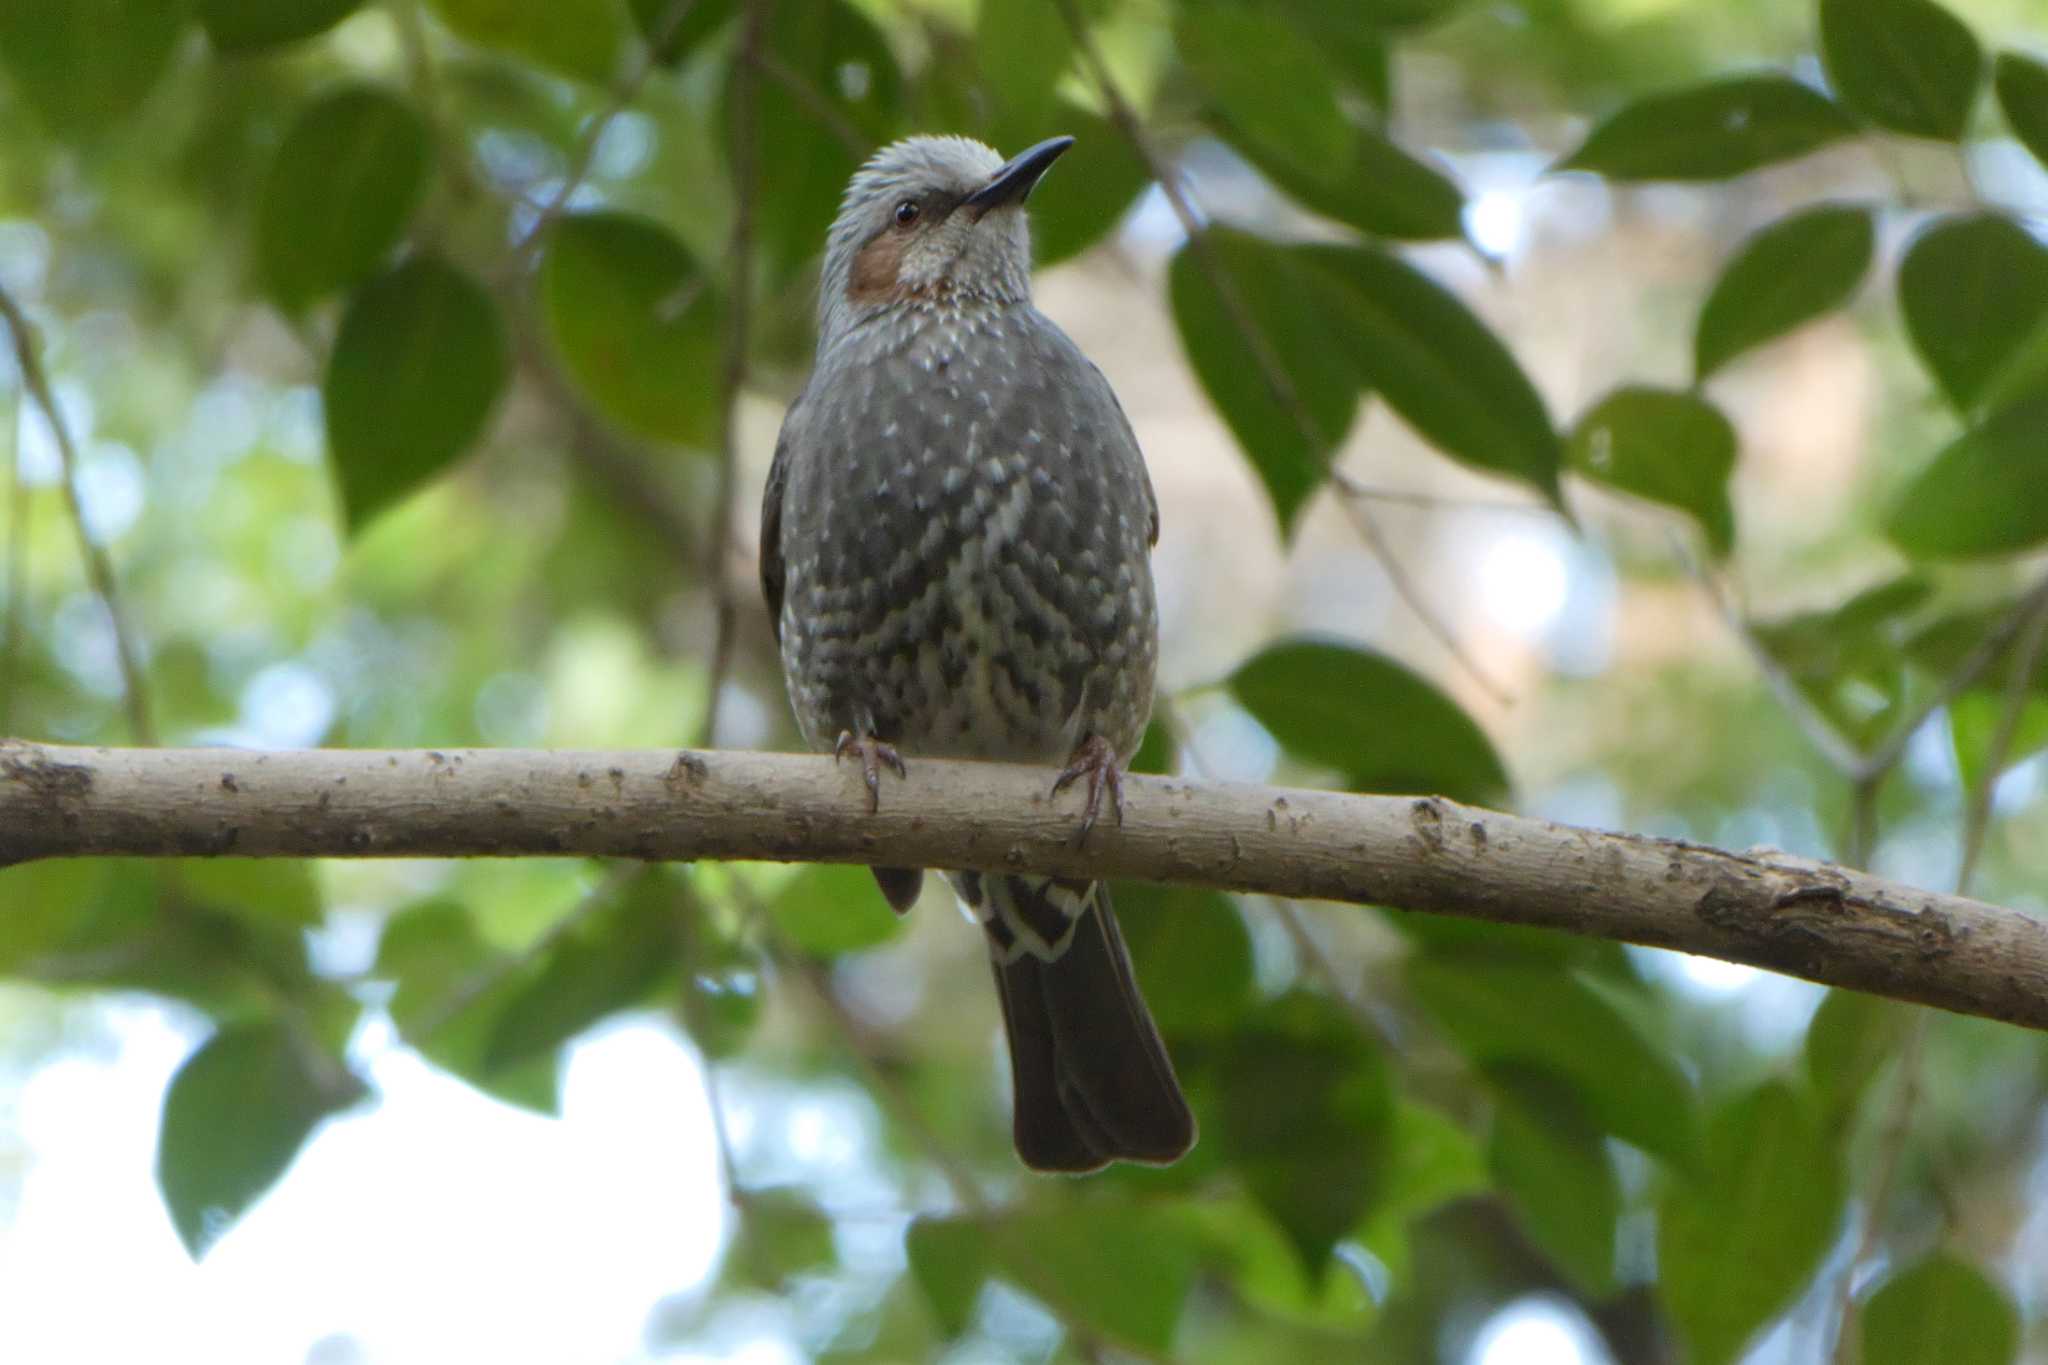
[3,0,2048,1360]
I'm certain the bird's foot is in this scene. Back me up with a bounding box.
[833,730,907,814]
[1051,733,1124,845]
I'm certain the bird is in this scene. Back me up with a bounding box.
[758,134,1195,1172]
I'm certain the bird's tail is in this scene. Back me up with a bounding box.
[953,871,1196,1171]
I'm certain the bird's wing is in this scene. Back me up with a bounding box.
[759,413,797,645]
[1084,357,1160,548]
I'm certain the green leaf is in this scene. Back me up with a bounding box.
[1996,52,2048,174]
[1862,1253,2019,1365]
[1236,125,1467,243]
[1230,638,1509,804]
[1406,958,1700,1166]
[1302,244,1562,502]
[0,860,316,1008]
[1185,1195,1377,1331]
[678,905,763,1060]
[485,870,679,1071]
[1948,685,2048,794]
[629,0,735,64]
[1750,573,1931,748]
[257,87,431,310]
[1976,309,2048,415]
[1898,214,2048,414]
[156,1018,367,1258]
[1271,0,1391,108]
[1694,204,1873,381]
[1658,1082,1845,1365]
[1568,385,1738,555]
[1820,0,1982,141]
[427,0,626,85]
[906,1215,990,1337]
[198,0,361,51]
[769,862,903,957]
[325,255,508,532]
[1028,110,1150,268]
[1167,232,1361,535]
[378,899,559,1113]
[0,0,189,135]
[735,0,901,280]
[1390,911,1641,982]
[1805,989,1909,1129]
[977,0,1071,126]
[1357,1100,1489,1292]
[912,1200,1199,1354]
[726,1188,839,1289]
[1178,5,1349,172]
[1558,76,1857,181]
[1487,1066,1618,1295]
[1332,0,1459,28]
[174,858,322,926]
[540,212,721,447]
[0,860,109,975]
[1110,881,1253,1037]
[1130,712,1176,776]
[1888,391,2048,559]
[1212,990,1394,1271]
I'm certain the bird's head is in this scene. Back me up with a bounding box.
[818,133,1072,343]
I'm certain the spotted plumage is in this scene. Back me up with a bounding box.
[760,135,1193,1171]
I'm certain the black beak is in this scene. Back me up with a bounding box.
[962,136,1075,218]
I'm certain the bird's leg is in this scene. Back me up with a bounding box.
[1051,733,1124,844]
[833,729,907,814]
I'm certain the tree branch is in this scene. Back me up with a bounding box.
[4,740,2042,1031]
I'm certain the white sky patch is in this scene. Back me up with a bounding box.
[1630,941,1762,997]
[76,440,146,542]
[1476,525,1573,639]
[1465,187,1528,259]
[1470,1293,1613,1365]
[1674,953,1762,995]
[0,1005,729,1365]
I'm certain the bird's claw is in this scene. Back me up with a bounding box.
[1052,734,1124,845]
[834,730,907,814]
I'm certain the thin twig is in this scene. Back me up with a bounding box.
[1827,1011,1928,1364]
[508,329,701,557]
[503,0,704,278]
[1684,546,1864,779]
[1856,571,2048,784]
[745,49,870,157]
[693,0,767,750]
[1329,471,1555,517]
[781,946,1134,1363]
[1049,0,1511,708]
[1171,701,1399,1047]
[1954,590,2048,902]
[0,287,154,744]
[1,382,25,731]
[389,0,479,208]
[673,878,745,1201]
[410,861,644,1040]
[1825,581,2048,1360]
[786,949,989,1210]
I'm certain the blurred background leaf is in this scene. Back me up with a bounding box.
[1694,202,1873,381]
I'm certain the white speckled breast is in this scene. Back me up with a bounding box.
[774,301,1158,765]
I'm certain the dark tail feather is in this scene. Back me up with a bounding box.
[871,866,923,913]
[987,881,1196,1172]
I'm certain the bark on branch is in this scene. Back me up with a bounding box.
[4,738,2043,1030]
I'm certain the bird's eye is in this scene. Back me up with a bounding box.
[894,199,920,226]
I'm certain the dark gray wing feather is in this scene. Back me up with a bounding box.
[759,422,794,644]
